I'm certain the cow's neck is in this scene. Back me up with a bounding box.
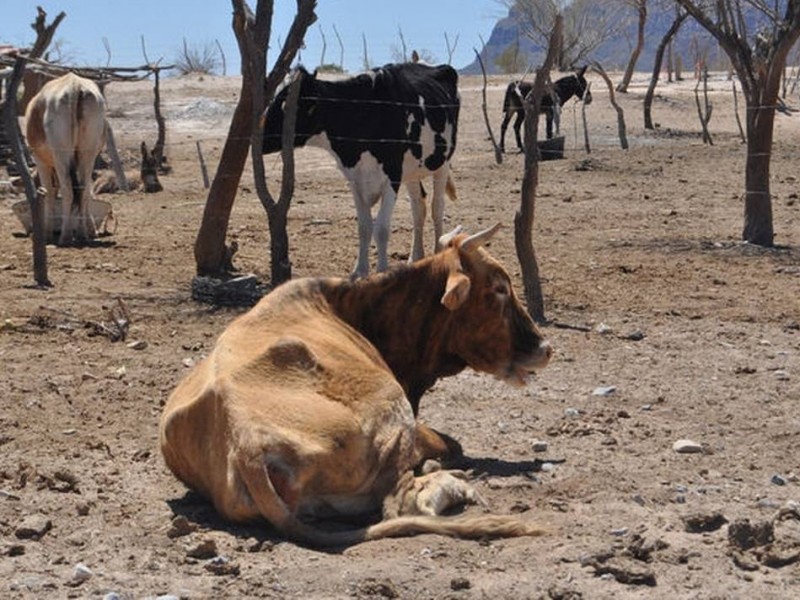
[319,263,466,414]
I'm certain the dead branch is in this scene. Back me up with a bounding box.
[473,48,502,165]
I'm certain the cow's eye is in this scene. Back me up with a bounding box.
[493,282,509,296]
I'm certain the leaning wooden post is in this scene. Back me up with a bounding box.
[3,57,50,287]
[591,62,628,150]
[581,82,591,154]
[196,141,210,188]
[515,15,562,323]
[473,48,502,165]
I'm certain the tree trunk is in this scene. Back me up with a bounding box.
[616,2,647,93]
[742,102,775,245]
[644,11,687,129]
[194,6,255,276]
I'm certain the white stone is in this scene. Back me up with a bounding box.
[673,439,703,454]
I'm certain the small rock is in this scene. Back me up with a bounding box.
[15,515,52,540]
[450,577,471,591]
[126,340,148,350]
[610,527,629,537]
[564,408,580,418]
[595,323,614,335]
[531,440,549,453]
[204,555,240,576]
[592,386,617,397]
[167,515,197,539]
[673,439,703,454]
[103,593,122,600]
[623,330,646,341]
[72,563,93,584]
[682,511,728,533]
[182,358,195,368]
[728,519,774,550]
[540,462,556,472]
[771,474,788,486]
[774,370,790,381]
[186,537,217,559]
[632,494,646,507]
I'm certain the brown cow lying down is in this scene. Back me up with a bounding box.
[160,224,553,547]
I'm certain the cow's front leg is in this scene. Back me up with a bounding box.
[430,169,448,254]
[351,195,373,279]
[413,422,463,466]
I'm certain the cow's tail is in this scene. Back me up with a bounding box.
[69,154,81,208]
[237,455,544,548]
[445,172,457,202]
[276,513,544,549]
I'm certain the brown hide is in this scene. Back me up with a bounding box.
[159,225,552,546]
[24,73,106,245]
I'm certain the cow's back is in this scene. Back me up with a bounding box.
[159,278,415,521]
[24,73,106,167]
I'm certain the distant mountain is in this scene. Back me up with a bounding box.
[461,6,726,76]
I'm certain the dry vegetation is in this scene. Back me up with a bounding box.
[1,70,800,599]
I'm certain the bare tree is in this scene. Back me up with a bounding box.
[194,0,316,277]
[508,0,629,69]
[474,48,503,164]
[644,7,688,129]
[516,15,563,323]
[616,0,648,92]
[332,24,345,70]
[675,0,800,246]
[444,32,460,64]
[318,25,327,66]
[362,33,370,70]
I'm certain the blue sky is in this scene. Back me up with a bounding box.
[4,1,507,74]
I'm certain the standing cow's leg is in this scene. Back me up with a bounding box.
[351,193,374,279]
[499,112,512,153]
[35,162,58,243]
[407,181,426,263]
[374,187,398,273]
[430,168,448,254]
[51,154,75,246]
[513,111,525,152]
[545,108,554,140]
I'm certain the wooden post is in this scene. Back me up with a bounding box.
[196,141,210,188]
[3,57,50,287]
[473,48,502,165]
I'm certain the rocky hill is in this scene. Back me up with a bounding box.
[461,6,725,75]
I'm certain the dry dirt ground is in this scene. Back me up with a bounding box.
[1,70,800,599]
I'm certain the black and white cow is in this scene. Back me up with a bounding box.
[499,67,592,153]
[262,63,460,278]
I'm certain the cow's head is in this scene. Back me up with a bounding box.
[436,224,552,386]
[261,67,320,154]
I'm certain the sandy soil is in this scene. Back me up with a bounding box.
[1,69,800,599]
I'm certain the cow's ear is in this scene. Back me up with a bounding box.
[441,270,471,311]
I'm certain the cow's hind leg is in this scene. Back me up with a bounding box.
[52,154,75,245]
[513,112,525,152]
[499,112,512,153]
[430,169,448,254]
[407,181,426,263]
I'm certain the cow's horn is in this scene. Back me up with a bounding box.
[438,225,464,248]
[460,223,502,253]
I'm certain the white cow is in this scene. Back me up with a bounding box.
[25,72,107,245]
